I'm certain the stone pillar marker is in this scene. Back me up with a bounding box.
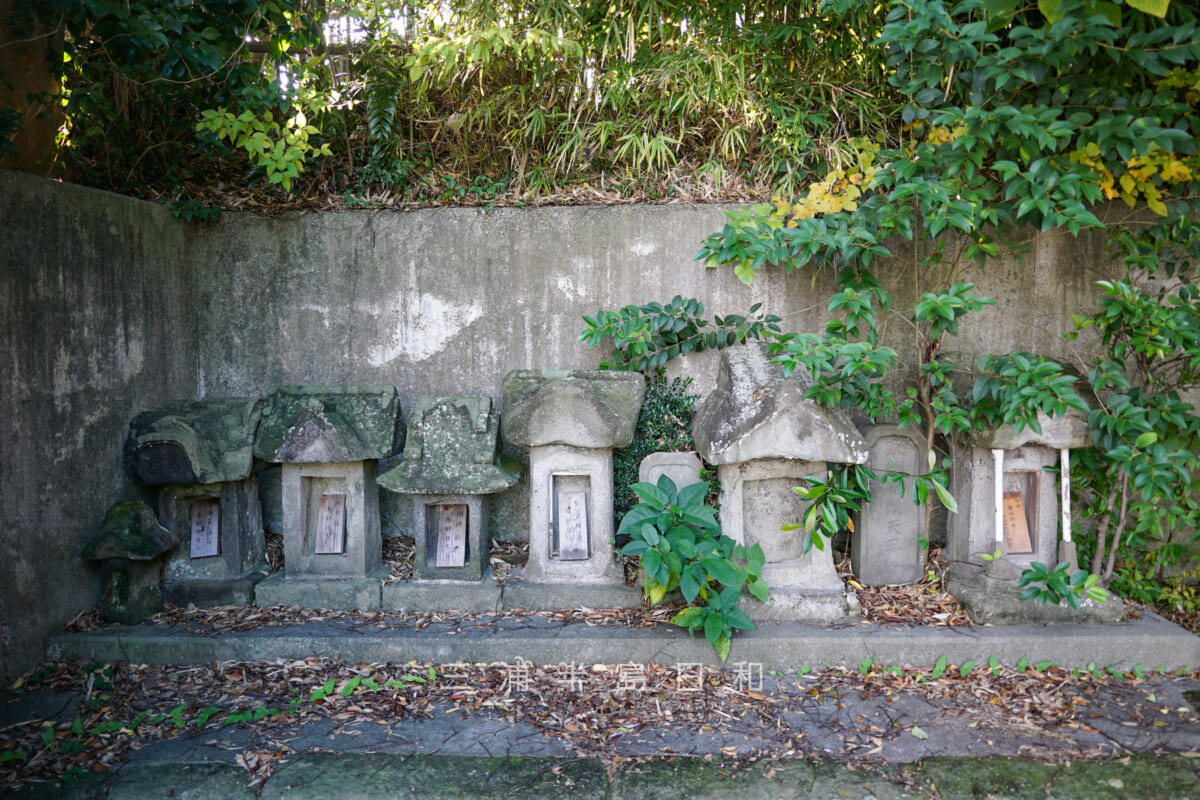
[376,397,521,610]
[638,451,703,490]
[852,425,927,586]
[692,344,867,621]
[947,410,1122,623]
[501,369,645,609]
[253,386,403,611]
[124,397,268,606]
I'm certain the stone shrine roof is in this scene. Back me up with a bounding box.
[501,370,645,449]
[253,385,403,463]
[377,396,521,495]
[692,343,867,466]
[125,397,263,486]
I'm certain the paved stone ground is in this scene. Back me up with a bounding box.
[4,668,1199,798]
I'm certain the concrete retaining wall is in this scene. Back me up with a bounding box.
[0,169,1118,679]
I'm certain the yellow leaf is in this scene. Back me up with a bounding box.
[648,582,666,605]
[1128,0,1170,18]
[1147,196,1169,216]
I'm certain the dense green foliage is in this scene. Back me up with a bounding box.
[3,1,897,206]
[619,475,766,660]
[695,0,1200,604]
[6,1,323,195]
[612,374,712,526]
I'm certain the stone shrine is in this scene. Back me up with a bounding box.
[947,410,1122,623]
[852,424,927,586]
[124,397,267,606]
[501,369,645,608]
[377,396,521,585]
[692,344,867,621]
[253,386,403,611]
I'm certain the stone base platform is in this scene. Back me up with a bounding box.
[382,570,502,613]
[161,571,268,608]
[747,588,861,623]
[503,576,643,611]
[255,566,389,611]
[46,608,1198,670]
[948,575,1126,626]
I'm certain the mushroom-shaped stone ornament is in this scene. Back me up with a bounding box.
[81,500,177,624]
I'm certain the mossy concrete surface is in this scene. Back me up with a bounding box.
[8,754,1198,799]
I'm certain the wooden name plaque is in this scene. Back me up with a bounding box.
[1002,491,1033,554]
[314,494,347,554]
[556,490,589,561]
[189,497,220,558]
[435,504,468,568]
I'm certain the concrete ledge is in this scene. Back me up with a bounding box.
[254,568,386,611]
[10,751,1200,800]
[502,578,643,611]
[45,610,1199,670]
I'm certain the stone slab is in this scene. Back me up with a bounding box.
[107,763,256,800]
[948,575,1127,625]
[745,587,861,623]
[609,758,914,800]
[382,575,503,612]
[253,567,386,611]
[502,578,644,611]
[48,610,1198,670]
[260,754,608,800]
[10,750,1200,800]
[852,424,926,586]
[638,451,703,489]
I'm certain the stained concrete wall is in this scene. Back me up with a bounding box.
[0,171,198,682]
[0,170,1119,679]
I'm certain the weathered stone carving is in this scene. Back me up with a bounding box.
[124,398,267,606]
[693,344,866,621]
[81,500,177,624]
[852,425,926,586]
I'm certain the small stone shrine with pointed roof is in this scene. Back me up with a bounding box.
[692,343,867,621]
[377,396,521,583]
